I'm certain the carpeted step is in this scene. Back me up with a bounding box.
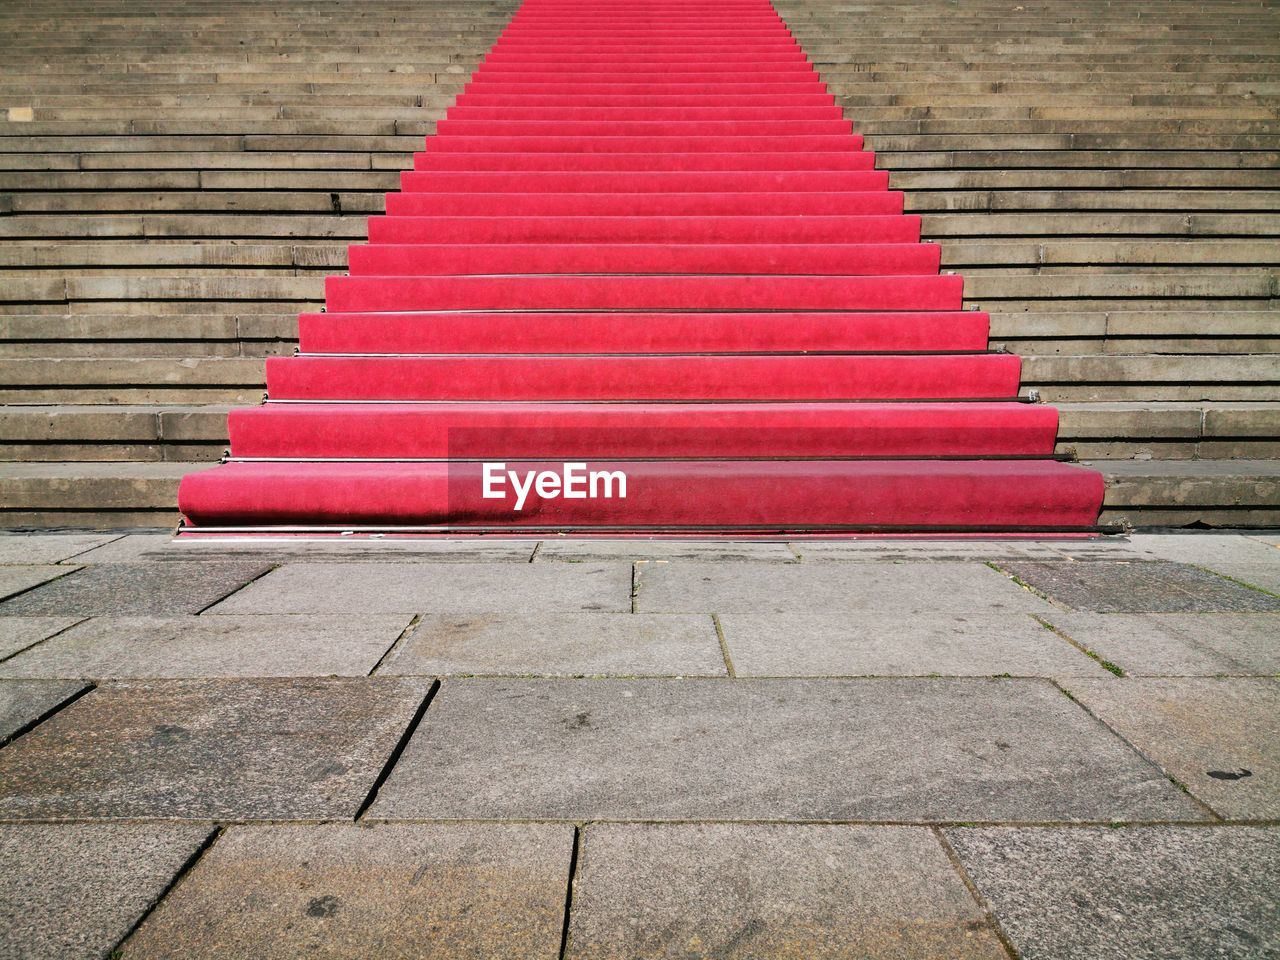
[368,214,911,242]
[323,274,960,312]
[177,460,1106,531]
[297,311,990,354]
[345,242,942,276]
[264,354,1019,401]
[384,191,905,216]
[227,401,1060,459]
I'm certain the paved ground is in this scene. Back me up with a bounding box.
[0,531,1276,959]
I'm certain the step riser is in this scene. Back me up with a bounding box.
[404,168,881,188]
[446,107,846,119]
[435,120,851,136]
[411,153,875,172]
[297,311,991,354]
[345,243,942,277]
[324,274,961,312]
[265,355,1020,402]
[368,215,914,243]
[453,95,838,107]
[423,135,861,153]
[384,192,904,216]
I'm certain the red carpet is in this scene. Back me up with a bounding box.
[177,0,1105,533]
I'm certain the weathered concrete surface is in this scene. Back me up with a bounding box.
[125,824,572,960]
[0,823,213,960]
[1000,560,1280,613]
[0,678,88,745]
[369,678,1199,823]
[1066,678,1280,819]
[566,824,1007,960]
[0,562,271,616]
[537,541,796,562]
[71,534,537,564]
[209,562,632,614]
[0,615,411,678]
[947,827,1280,959]
[1038,612,1280,676]
[381,613,725,677]
[719,612,1110,677]
[0,533,118,565]
[1129,534,1280,567]
[0,678,430,820]
[0,617,80,660]
[634,562,1050,614]
[0,566,74,603]
[788,540,1079,562]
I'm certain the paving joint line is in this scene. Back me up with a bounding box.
[557,824,583,960]
[367,613,423,676]
[191,562,280,615]
[0,564,86,605]
[353,678,439,822]
[1051,678,1226,823]
[1032,613,1127,676]
[0,679,95,750]
[932,825,1024,960]
[56,533,128,563]
[0,614,92,666]
[107,824,223,959]
[1190,562,1280,599]
[711,613,737,677]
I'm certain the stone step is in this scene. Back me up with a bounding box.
[1,456,1275,529]
[2,401,1276,463]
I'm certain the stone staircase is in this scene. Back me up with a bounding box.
[0,0,1277,528]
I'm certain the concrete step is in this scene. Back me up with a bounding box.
[3,400,1277,463]
[3,456,1275,529]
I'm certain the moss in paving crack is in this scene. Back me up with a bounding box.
[1192,564,1280,599]
[1033,614,1126,677]
[983,560,1053,602]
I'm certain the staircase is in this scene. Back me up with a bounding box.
[171,0,1104,533]
[0,0,1274,529]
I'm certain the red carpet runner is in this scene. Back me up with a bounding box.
[177,0,1106,534]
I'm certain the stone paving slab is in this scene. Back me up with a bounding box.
[566,824,1006,960]
[0,678,431,821]
[369,678,1200,823]
[0,533,119,565]
[788,540,1074,562]
[1204,564,1280,594]
[0,562,272,617]
[946,826,1280,960]
[72,534,538,564]
[1040,612,1280,676]
[719,612,1110,677]
[0,615,411,679]
[1065,677,1280,819]
[124,823,573,960]
[0,823,214,960]
[209,562,632,615]
[0,566,75,603]
[1129,533,1280,566]
[0,617,80,660]
[634,562,1050,614]
[381,613,725,677]
[536,540,796,562]
[0,678,88,746]
[1000,560,1280,613]
[54,534,175,563]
